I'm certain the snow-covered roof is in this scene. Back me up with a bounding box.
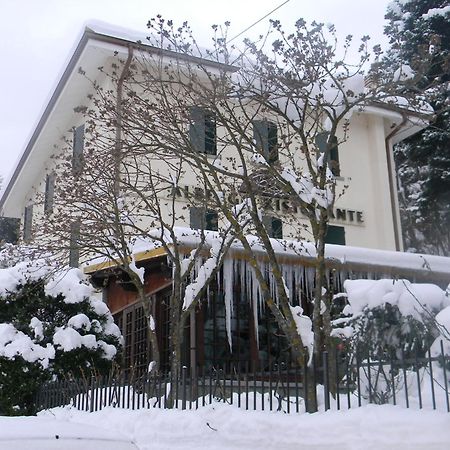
[84,228,450,282]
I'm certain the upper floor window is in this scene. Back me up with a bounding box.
[253,120,278,164]
[72,124,84,176]
[315,132,340,177]
[44,172,56,215]
[263,215,283,239]
[23,205,33,242]
[190,207,218,231]
[189,107,217,155]
[324,225,345,245]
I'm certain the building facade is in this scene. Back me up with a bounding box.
[1,23,448,374]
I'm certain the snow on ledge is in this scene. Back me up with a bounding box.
[82,227,450,277]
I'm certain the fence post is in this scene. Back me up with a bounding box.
[428,348,436,410]
[323,351,330,411]
[440,340,450,413]
[182,366,187,410]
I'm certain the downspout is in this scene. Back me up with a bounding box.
[114,44,134,193]
[385,113,407,251]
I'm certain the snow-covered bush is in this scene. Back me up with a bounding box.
[333,279,449,360]
[0,260,122,415]
[332,279,449,404]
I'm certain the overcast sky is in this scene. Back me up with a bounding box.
[0,0,393,188]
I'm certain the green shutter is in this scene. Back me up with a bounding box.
[204,112,217,155]
[263,215,283,239]
[267,122,278,163]
[69,221,80,267]
[23,205,33,242]
[271,217,283,239]
[315,132,328,152]
[325,225,345,245]
[73,124,85,175]
[315,132,340,176]
[44,173,56,214]
[254,121,278,163]
[190,206,205,229]
[0,217,20,244]
[189,107,206,153]
[205,210,218,231]
[329,136,340,176]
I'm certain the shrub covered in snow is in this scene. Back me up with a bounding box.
[0,260,122,415]
[332,279,449,360]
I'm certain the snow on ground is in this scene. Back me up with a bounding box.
[0,403,447,450]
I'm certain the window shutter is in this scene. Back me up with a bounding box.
[316,132,340,176]
[271,217,283,239]
[253,120,269,154]
[325,225,345,245]
[0,217,20,244]
[204,112,217,155]
[69,221,80,267]
[189,107,206,153]
[205,210,218,231]
[44,173,56,214]
[254,121,278,163]
[267,122,278,163]
[263,215,283,238]
[190,206,205,230]
[329,136,340,176]
[73,124,85,175]
[23,205,33,242]
[315,132,328,152]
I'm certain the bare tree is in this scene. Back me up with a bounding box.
[31,16,436,412]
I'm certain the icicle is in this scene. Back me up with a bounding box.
[223,257,234,350]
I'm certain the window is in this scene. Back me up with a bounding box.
[253,120,278,163]
[69,221,80,267]
[44,173,56,215]
[263,216,283,239]
[23,205,33,242]
[72,124,84,175]
[0,217,20,244]
[190,207,218,231]
[325,225,345,245]
[315,132,340,176]
[189,107,216,155]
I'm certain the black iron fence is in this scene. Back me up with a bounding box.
[36,345,450,414]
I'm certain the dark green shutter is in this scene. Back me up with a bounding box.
[69,221,80,267]
[329,136,340,176]
[315,132,340,176]
[205,210,218,231]
[190,206,205,229]
[23,205,33,242]
[189,107,206,153]
[267,122,278,163]
[271,217,283,239]
[0,217,20,244]
[263,215,283,238]
[254,121,278,163]
[324,225,345,245]
[44,173,56,214]
[204,112,217,155]
[315,132,328,152]
[73,124,84,175]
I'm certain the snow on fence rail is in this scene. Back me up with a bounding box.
[36,347,450,414]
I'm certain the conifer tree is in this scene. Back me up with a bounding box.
[385,1,450,255]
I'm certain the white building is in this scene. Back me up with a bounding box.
[1,23,448,372]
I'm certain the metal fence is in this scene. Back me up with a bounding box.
[36,345,450,414]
